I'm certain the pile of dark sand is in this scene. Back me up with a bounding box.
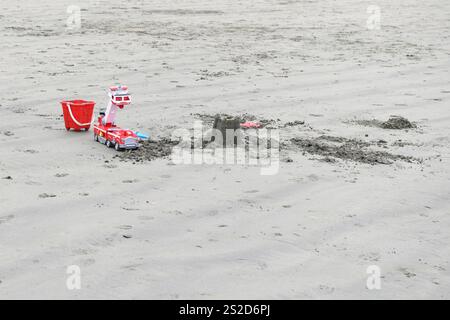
[291,135,419,165]
[283,120,305,127]
[380,116,416,129]
[193,113,261,125]
[114,138,179,162]
[192,112,304,129]
[353,116,416,130]
[113,133,419,165]
[192,113,249,124]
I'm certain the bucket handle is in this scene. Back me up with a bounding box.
[66,103,93,127]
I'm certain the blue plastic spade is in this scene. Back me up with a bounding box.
[135,132,149,140]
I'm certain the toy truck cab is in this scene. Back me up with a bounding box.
[106,127,139,150]
[93,119,139,151]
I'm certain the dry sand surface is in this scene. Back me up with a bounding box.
[1,0,449,299]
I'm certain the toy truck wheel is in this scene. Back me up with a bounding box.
[106,140,112,148]
[114,143,121,151]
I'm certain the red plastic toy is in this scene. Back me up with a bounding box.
[240,121,262,129]
[61,99,95,131]
[93,85,139,150]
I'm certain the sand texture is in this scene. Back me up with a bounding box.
[0,0,449,299]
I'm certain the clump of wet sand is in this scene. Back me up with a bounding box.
[113,113,418,165]
[380,116,416,129]
[192,112,304,129]
[114,138,179,162]
[38,193,56,198]
[291,135,420,165]
[352,116,416,130]
[192,113,257,124]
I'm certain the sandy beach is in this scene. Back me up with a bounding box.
[0,0,449,299]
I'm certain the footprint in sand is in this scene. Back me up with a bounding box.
[122,179,139,183]
[117,225,133,230]
[79,258,96,266]
[103,164,117,169]
[307,174,320,182]
[0,215,14,224]
[208,210,218,216]
[121,263,144,271]
[138,216,154,221]
[23,149,39,154]
[318,285,335,294]
[274,232,283,237]
[121,207,140,211]
[39,193,56,198]
[55,173,69,178]
[399,267,416,278]
[257,261,268,270]
[72,248,97,256]
[359,252,380,262]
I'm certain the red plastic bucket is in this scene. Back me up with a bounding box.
[61,100,95,131]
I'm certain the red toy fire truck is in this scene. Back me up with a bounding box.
[93,85,140,151]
